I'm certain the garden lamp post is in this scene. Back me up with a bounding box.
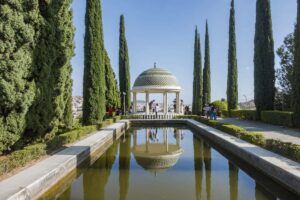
[123,92,126,115]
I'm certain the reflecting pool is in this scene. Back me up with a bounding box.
[41,127,298,200]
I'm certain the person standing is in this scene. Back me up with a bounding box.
[155,103,159,117]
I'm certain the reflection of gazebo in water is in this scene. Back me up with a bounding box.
[132,128,183,174]
[132,64,182,116]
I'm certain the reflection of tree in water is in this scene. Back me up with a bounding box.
[119,133,131,200]
[203,142,211,200]
[228,162,239,200]
[193,136,203,200]
[58,187,71,200]
[255,182,276,200]
[83,141,119,200]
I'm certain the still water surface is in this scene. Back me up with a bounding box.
[43,127,298,200]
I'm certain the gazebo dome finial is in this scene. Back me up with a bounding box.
[154,62,157,68]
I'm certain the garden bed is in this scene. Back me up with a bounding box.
[0,116,121,179]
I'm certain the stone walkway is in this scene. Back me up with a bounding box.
[218,118,300,145]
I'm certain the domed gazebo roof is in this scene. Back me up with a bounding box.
[132,67,181,92]
[132,143,183,173]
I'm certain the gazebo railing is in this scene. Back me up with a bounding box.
[123,113,180,120]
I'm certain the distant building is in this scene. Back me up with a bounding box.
[238,100,256,110]
[72,96,83,118]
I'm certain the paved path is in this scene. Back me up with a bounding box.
[218,118,300,145]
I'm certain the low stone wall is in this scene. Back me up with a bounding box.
[0,120,130,200]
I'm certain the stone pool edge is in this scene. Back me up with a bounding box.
[0,120,130,200]
[130,119,300,196]
[1,118,299,199]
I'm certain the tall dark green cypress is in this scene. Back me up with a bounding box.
[119,15,131,112]
[50,0,75,130]
[82,0,106,125]
[203,21,211,105]
[0,1,39,152]
[293,0,300,125]
[196,33,203,114]
[254,0,275,115]
[27,0,75,136]
[192,28,199,114]
[105,50,121,110]
[227,0,238,111]
[192,28,203,115]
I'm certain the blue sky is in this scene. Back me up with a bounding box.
[71,0,297,104]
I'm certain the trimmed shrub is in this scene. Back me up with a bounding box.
[0,144,47,176]
[212,100,228,116]
[265,140,300,162]
[113,116,121,122]
[240,132,265,146]
[229,110,257,120]
[47,125,97,150]
[221,110,229,117]
[217,124,245,137]
[261,111,294,127]
[212,100,228,111]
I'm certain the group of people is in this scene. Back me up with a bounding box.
[203,104,218,120]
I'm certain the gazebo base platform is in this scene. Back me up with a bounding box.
[127,112,181,120]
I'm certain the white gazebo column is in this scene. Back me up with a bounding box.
[176,92,180,114]
[163,92,168,114]
[145,92,150,115]
[133,92,137,113]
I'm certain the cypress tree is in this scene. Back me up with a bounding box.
[227,0,238,111]
[105,51,121,110]
[192,28,203,115]
[82,0,106,125]
[192,28,199,114]
[0,1,39,152]
[254,0,275,115]
[203,21,211,105]
[56,0,75,130]
[26,0,75,136]
[119,15,131,112]
[196,33,203,114]
[293,0,300,125]
[192,27,203,115]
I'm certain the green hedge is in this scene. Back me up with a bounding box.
[222,109,299,128]
[194,117,265,146]
[0,144,47,176]
[265,140,300,162]
[261,111,294,127]
[47,125,97,150]
[0,117,120,177]
[222,110,257,121]
[177,115,300,162]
